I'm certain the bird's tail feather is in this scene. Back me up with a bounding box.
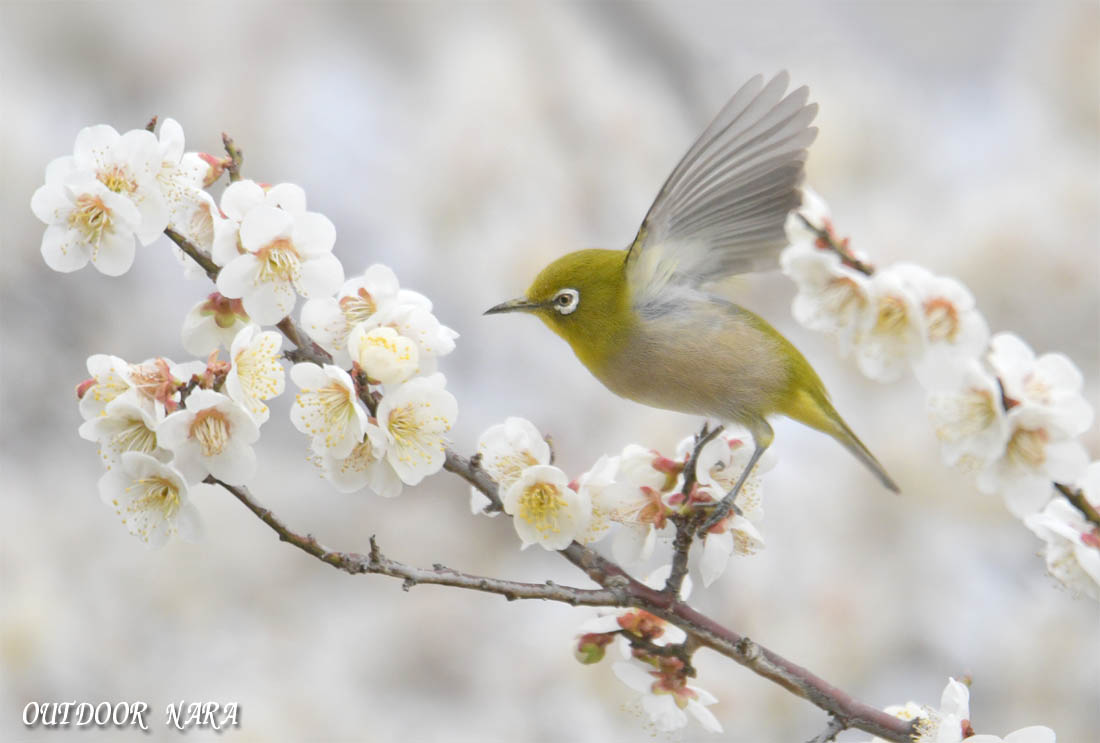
[782,389,900,493]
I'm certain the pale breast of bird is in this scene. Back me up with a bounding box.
[594,293,789,425]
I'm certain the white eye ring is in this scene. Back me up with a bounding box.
[552,288,579,315]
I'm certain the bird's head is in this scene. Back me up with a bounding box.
[485,249,634,358]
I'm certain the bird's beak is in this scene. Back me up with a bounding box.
[484,297,540,315]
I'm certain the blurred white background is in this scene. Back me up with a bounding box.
[1,2,1097,741]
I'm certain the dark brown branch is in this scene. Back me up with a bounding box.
[443,455,915,742]
[1055,483,1100,529]
[276,316,333,366]
[207,476,622,606]
[665,423,724,596]
[165,228,219,281]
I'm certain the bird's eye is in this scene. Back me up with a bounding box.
[552,288,579,315]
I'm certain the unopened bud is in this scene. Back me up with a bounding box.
[574,633,612,665]
[197,153,226,188]
[75,378,96,400]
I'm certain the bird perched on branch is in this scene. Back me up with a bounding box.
[487,72,899,529]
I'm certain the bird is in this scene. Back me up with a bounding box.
[486,72,899,528]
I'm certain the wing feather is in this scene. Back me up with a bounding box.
[625,72,818,306]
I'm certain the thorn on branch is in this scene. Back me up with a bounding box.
[145,115,158,133]
[805,715,848,743]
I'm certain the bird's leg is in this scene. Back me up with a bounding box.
[696,420,772,537]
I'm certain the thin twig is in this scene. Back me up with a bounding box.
[1055,483,1100,529]
[798,213,874,275]
[222,133,243,182]
[805,715,848,743]
[165,228,219,281]
[665,423,724,596]
[208,476,621,606]
[444,455,915,743]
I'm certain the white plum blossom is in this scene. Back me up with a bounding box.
[153,118,210,230]
[290,363,369,459]
[349,325,419,385]
[972,333,1092,515]
[781,241,870,351]
[904,677,971,743]
[98,452,202,548]
[892,263,989,388]
[119,357,204,421]
[1024,463,1100,600]
[76,354,132,420]
[926,360,1011,474]
[214,180,343,324]
[71,124,168,243]
[317,424,402,498]
[375,373,457,485]
[577,453,622,543]
[225,325,286,424]
[855,268,924,383]
[78,397,167,468]
[166,182,231,280]
[32,164,143,276]
[32,124,170,274]
[605,444,677,565]
[988,333,1093,439]
[300,264,429,365]
[977,406,1090,517]
[181,293,251,356]
[781,190,871,352]
[469,417,551,516]
[361,302,458,375]
[503,464,590,550]
[611,659,722,734]
[157,389,260,484]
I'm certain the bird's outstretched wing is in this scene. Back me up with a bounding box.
[625,72,818,307]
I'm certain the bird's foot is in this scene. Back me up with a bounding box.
[696,495,743,537]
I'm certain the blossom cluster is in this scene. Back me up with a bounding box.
[292,265,458,497]
[472,418,772,733]
[864,677,1056,743]
[782,190,1098,599]
[38,120,459,545]
[472,418,771,581]
[76,343,278,547]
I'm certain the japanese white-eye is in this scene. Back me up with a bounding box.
[487,72,899,516]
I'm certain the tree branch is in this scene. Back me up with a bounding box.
[222,133,243,183]
[164,167,914,742]
[1055,482,1100,529]
[207,476,623,606]
[805,715,848,743]
[443,451,915,742]
[164,227,219,281]
[665,423,724,597]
